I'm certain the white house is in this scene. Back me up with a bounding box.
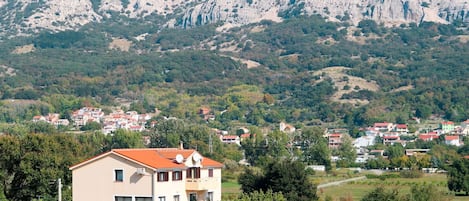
[445,135,462,147]
[70,148,223,201]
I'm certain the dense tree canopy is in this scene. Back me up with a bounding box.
[239,160,318,201]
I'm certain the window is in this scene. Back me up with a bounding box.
[208,168,214,177]
[173,195,180,201]
[158,196,166,201]
[136,197,152,201]
[172,171,182,181]
[115,169,123,182]
[207,192,213,201]
[186,167,200,179]
[158,172,169,182]
[115,196,131,201]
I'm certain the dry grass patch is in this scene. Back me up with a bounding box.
[12,44,35,54]
[109,38,132,52]
[313,66,379,105]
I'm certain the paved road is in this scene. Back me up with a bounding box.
[317,176,366,189]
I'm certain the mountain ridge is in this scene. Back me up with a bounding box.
[0,0,468,36]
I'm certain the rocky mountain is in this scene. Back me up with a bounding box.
[0,0,468,36]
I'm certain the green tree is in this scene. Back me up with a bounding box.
[107,129,145,150]
[80,121,102,131]
[0,134,86,201]
[337,134,357,167]
[299,127,331,170]
[239,160,318,201]
[361,186,400,201]
[447,159,469,195]
[410,184,452,201]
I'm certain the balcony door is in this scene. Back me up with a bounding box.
[186,167,200,179]
[189,193,197,201]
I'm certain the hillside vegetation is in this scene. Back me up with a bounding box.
[0,15,467,128]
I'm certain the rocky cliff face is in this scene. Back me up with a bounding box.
[0,0,468,35]
[182,0,469,27]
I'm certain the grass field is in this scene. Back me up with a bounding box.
[222,173,469,201]
[320,173,468,201]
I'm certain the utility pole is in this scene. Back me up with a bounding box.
[57,178,62,201]
[209,132,213,154]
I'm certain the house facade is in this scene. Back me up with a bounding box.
[70,148,223,201]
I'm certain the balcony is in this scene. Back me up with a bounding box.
[185,177,219,191]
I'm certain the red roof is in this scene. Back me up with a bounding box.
[419,134,437,141]
[445,135,459,141]
[70,148,223,170]
[240,133,251,138]
[383,135,399,139]
[396,124,407,129]
[329,133,342,138]
[374,122,391,127]
[442,121,454,125]
[464,155,469,159]
[222,135,239,140]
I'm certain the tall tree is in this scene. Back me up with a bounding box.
[300,127,332,171]
[337,134,357,167]
[0,134,86,201]
[447,159,469,195]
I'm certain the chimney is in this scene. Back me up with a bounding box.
[179,141,184,150]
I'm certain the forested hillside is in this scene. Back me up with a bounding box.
[0,15,467,128]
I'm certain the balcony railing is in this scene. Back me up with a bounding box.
[185,177,219,191]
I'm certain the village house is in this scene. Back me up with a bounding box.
[383,135,400,145]
[405,149,430,156]
[445,135,462,147]
[327,133,342,149]
[440,121,455,134]
[418,132,439,141]
[70,148,223,201]
[459,119,469,135]
[279,122,296,133]
[219,135,240,146]
[71,107,104,127]
[393,124,409,135]
[32,113,69,127]
[373,122,394,132]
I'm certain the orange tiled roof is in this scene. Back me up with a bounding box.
[71,148,223,170]
[114,149,186,169]
[445,135,459,141]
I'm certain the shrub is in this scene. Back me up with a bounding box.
[399,170,423,178]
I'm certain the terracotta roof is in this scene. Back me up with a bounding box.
[383,135,399,139]
[240,133,251,138]
[464,155,469,159]
[70,148,223,170]
[419,134,437,141]
[445,135,459,141]
[442,121,454,125]
[396,124,407,129]
[329,134,342,137]
[222,135,239,140]
[374,122,391,127]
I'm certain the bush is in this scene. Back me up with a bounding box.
[400,170,423,178]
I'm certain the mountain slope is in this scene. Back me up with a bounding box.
[0,0,468,36]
